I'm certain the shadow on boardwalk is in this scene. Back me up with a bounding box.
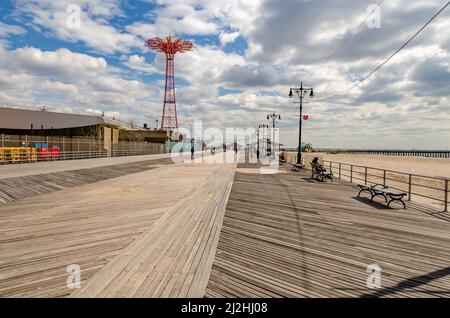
[362,266,450,297]
[205,167,450,298]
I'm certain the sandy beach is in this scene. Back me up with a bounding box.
[282,151,449,210]
[320,153,450,179]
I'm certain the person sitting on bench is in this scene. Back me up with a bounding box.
[311,160,333,182]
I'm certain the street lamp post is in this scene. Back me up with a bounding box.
[256,128,260,159]
[289,82,314,165]
[258,123,269,159]
[267,112,281,158]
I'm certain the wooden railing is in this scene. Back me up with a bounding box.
[322,160,449,212]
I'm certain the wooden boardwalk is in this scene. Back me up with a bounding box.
[0,158,173,204]
[205,166,450,298]
[1,154,450,298]
[0,159,234,297]
[71,165,235,298]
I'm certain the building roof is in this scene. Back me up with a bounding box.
[0,107,123,130]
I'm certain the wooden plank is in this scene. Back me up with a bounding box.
[205,167,450,298]
[3,155,450,298]
[71,164,235,298]
[0,162,220,297]
[0,158,173,204]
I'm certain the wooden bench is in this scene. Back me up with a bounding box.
[357,184,385,197]
[291,163,304,171]
[357,184,407,209]
[311,162,333,182]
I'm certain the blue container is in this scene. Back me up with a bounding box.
[33,143,49,149]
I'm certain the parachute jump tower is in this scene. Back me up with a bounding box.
[146,36,193,130]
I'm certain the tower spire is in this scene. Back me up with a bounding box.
[146,36,193,130]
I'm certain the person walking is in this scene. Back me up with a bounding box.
[191,142,195,161]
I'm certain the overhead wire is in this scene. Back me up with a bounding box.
[313,1,450,102]
[315,0,384,73]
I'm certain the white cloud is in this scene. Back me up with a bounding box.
[0,45,161,122]
[127,16,217,39]
[171,45,246,84]
[0,22,26,37]
[122,55,158,73]
[1,0,449,149]
[40,80,79,95]
[14,0,139,53]
[0,47,107,80]
[126,0,260,39]
[219,31,240,46]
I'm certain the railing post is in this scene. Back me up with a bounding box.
[1,133,3,165]
[383,170,386,187]
[350,165,353,183]
[445,179,448,212]
[25,135,28,163]
[408,174,412,201]
[330,161,332,172]
[365,167,368,185]
[46,136,49,161]
[339,163,341,179]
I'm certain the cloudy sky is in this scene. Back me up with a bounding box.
[0,0,449,149]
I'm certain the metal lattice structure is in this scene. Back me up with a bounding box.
[146,36,193,130]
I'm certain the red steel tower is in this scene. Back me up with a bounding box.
[146,36,193,130]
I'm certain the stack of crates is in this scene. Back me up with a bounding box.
[49,147,61,160]
[31,148,37,162]
[0,147,38,164]
[1,148,13,163]
[19,147,28,162]
[10,148,21,163]
[19,147,38,163]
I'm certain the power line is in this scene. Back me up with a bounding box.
[314,1,450,102]
[320,0,384,67]
[310,0,384,100]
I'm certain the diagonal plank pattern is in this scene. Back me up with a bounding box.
[0,158,173,204]
[206,169,450,298]
[71,165,235,298]
[0,163,226,297]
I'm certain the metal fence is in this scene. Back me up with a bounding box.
[0,134,165,164]
[322,160,449,212]
[317,149,450,158]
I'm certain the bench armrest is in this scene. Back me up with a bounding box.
[372,184,387,189]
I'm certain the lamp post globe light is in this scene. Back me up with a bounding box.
[289,82,314,165]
